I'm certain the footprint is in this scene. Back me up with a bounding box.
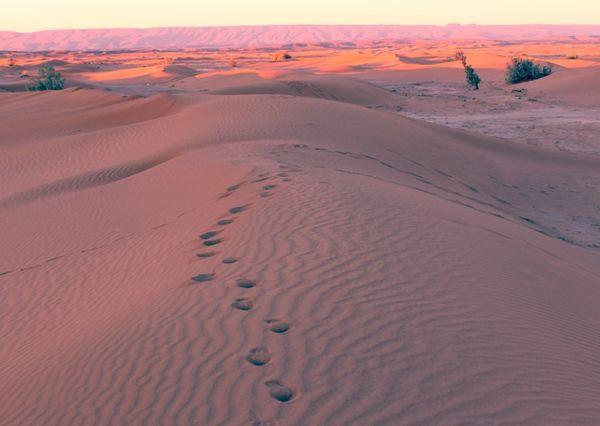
[246,347,271,366]
[220,182,245,198]
[232,298,254,311]
[217,218,234,226]
[204,238,224,247]
[192,273,215,283]
[237,278,257,288]
[266,319,290,334]
[197,252,217,259]
[260,192,273,198]
[199,231,220,240]
[222,257,238,264]
[262,185,277,191]
[20,264,42,271]
[264,380,295,403]
[227,182,244,192]
[229,205,248,214]
[254,177,269,183]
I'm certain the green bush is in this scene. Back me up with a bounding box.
[29,64,65,91]
[455,50,481,90]
[505,57,552,84]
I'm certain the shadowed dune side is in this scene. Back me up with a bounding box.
[0,152,181,208]
[80,64,199,83]
[1,73,600,424]
[0,89,185,149]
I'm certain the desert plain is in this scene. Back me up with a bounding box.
[1,28,600,424]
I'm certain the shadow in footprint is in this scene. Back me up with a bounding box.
[229,205,249,214]
[197,252,217,259]
[262,185,277,191]
[223,257,238,264]
[217,218,234,226]
[232,298,254,311]
[192,273,215,283]
[227,182,244,192]
[204,238,224,247]
[266,319,290,334]
[265,380,295,403]
[200,231,220,240]
[220,182,245,199]
[246,347,271,366]
[237,278,257,288]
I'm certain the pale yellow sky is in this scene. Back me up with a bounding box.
[2,0,599,32]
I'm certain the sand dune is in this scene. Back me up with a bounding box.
[522,67,600,106]
[204,72,398,106]
[1,62,600,425]
[82,64,198,83]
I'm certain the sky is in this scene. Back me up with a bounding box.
[1,0,599,32]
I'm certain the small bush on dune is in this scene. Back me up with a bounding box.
[28,64,65,91]
[273,51,292,62]
[505,57,552,84]
[455,50,481,90]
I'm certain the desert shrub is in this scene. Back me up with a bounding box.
[505,57,552,84]
[455,50,481,90]
[273,51,292,62]
[29,64,65,91]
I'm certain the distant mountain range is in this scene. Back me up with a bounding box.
[1,25,599,51]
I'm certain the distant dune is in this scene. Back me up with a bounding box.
[1,24,600,51]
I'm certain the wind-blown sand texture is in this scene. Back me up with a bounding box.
[1,36,600,425]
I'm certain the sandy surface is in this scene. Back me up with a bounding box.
[1,39,600,425]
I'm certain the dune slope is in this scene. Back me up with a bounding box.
[1,75,600,425]
[523,67,600,106]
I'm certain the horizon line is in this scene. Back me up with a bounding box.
[4,23,600,34]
